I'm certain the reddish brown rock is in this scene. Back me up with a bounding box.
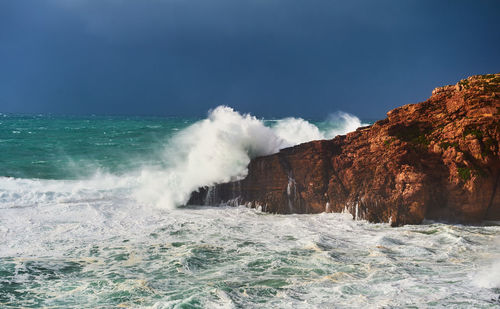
[188,74,500,226]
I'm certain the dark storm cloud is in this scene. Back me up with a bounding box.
[0,0,499,118]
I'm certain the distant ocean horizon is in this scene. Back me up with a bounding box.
[1,107,499,307]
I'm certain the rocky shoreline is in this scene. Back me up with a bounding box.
[188,74,500,226]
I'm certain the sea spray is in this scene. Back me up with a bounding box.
[133,106,284,209]
[1,112,500,308]
[0,108,365,210]
[474,260,500,289]
[324,111,363,137]
[473,237,500,289]
[271,117,324,146]
[132,106,364,209]
[270,111,365,145]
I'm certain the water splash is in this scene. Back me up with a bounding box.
[133,106,364,209]
[0,106,364,210]
[473,237,500,289]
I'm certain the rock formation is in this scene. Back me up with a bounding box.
[188,74,500,226]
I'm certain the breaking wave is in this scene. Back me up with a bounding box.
[1,108,500,308]
[133,106,364,209]
[0,106,364,210]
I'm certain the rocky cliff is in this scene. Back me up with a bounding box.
[188,74,500,226]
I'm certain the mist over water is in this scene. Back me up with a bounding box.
[1,108,499,308]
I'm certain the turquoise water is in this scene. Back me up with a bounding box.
[0,114,194,179]
[1,112,499,308]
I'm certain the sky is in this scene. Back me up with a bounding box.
[0,0,499,119]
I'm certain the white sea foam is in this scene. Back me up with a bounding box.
[132,106,365,209]
[1,109,499,308]
[474,260,500,288]
[133,106,284,209]
[473,237,500,289]
[324,111,363,138]
[0,106,363,212]
[1,188,499,307]
[272,117,324,146]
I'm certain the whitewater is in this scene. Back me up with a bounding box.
[1,107,499,308]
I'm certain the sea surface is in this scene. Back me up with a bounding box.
[1,110,499,308]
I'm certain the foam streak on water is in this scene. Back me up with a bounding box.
[1,109,499,308]
[1,184,500,308]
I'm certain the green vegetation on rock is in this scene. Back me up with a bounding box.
[457,167,471,181]
[439,141,459,150]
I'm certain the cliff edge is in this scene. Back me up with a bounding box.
[188,74,500,226]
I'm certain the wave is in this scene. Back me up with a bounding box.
[0,173,132,210]
[0,106,364,210]
[133,106,364,209]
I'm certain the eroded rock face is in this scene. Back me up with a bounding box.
[188,74,500,226]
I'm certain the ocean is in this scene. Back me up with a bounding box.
[1,107,499,308]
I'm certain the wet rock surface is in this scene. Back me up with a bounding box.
[189,74,500,226]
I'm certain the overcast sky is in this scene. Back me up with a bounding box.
[1,0,499,119]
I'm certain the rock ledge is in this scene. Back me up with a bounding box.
[189,74,500,226]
